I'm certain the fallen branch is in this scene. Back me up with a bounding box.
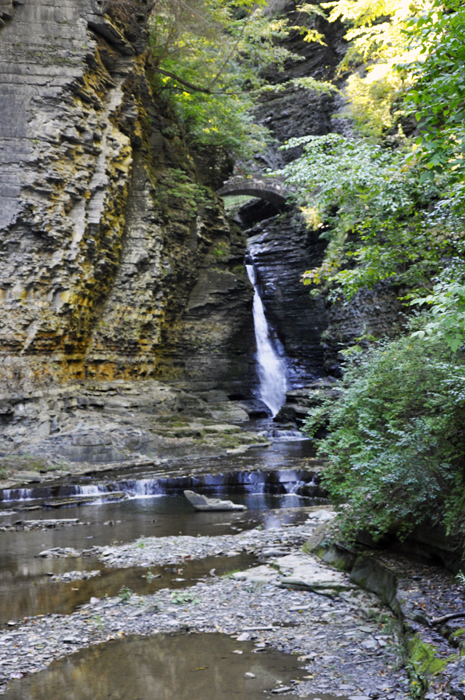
[431,612,465,625]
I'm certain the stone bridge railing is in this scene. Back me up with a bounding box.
[217,175,288,208]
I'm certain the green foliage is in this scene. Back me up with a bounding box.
[156,168,212,216]
[290,76,338,96]
[345,65,403,138]
[411,265,465,352]
[323,0,465,175]
[303,328,465,541]
[118,585,133,602]
[148,0,297,157]
[258,75,338,99]
[211,240,230,258]
[321,0,430,137]
[323,0,410,64]
[403,0,465,179]
[290,3,326,45]
[277,133,458,298]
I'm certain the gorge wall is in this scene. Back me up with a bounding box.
[0,0,406,462]
[0,0,255,401]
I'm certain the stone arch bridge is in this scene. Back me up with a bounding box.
[217,175,288,208]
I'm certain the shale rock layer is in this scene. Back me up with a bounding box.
[0,0,254,397]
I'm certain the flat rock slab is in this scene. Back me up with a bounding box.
[306,509,335,523]
[184,490,247,511]
[232,565,280,585]
[232,553,352,592]
[276,554,352,592]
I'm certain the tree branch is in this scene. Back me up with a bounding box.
[431,611,465,626]
[155,68,214,94]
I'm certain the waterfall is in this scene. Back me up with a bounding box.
[246,262,288,416]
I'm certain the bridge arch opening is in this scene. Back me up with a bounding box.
[217,176,288,209]
[223,195,280,228]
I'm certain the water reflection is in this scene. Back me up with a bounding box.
[3,633,345,700]
[0,553,256,626]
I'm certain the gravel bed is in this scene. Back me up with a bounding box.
[40,524,316,569]
[1,522,411,699]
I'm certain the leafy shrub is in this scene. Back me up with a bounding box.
[303,325,465,541]
[276,134,456,299]
[412,262,465,352]
[118,585,133,602]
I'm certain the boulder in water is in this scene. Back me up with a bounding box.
[183,490,247,512]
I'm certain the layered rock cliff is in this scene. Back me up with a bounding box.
[0,0,255,399]
[0,0,406,465]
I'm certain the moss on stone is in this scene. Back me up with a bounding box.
[451,628,465,639]
[407,633,453,678]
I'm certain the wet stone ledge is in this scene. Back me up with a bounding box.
[308,536,465,699]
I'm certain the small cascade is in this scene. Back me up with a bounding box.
[120,479,164,498]
[269,428,306,441]
[75,485,102,496]
[0,468,325,504]
[246,262,288,417]
[1,487,34,502]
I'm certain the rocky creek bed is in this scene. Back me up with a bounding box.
[0,445,464,699]
[0,514,410,699]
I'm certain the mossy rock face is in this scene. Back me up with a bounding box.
[349,555,401,617]
[406,633,454,678]
[320,545,357,572]
[302,523,332,555]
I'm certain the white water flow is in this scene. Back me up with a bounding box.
[246,263,288,416]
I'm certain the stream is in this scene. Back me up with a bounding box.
[0,440,318,627]
[0,438,411,699]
